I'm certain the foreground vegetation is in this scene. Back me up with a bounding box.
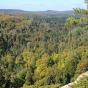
[72,76,88,88]
[0,8,88,88]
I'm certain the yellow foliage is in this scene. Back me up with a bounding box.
[40,71,46,78]
[36,68,41,74]
[36,59,41,67]
[82,51,86,56]
[61,63,65,68]
[58,62,61,68]
[15,59,19,64]
[52,53,59,61]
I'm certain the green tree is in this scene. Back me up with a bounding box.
[0,37,7,57]
[46,58,54,67]
[25,70,32,85]
[65,16,78,49]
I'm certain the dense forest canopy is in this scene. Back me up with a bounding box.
[0,8,88,88]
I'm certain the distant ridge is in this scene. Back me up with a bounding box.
[37,10,73,15]
[0,9,74,16]
[31,10,74,16]
[0,9,25,13]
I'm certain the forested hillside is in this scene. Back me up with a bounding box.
[0,8,88,88]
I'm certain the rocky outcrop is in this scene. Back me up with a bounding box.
[60,71,88,88]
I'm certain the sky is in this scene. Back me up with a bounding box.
[0,0,87,11]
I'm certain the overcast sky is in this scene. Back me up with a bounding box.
[0,0,86,11]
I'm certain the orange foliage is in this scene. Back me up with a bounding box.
[0,13,26,30]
